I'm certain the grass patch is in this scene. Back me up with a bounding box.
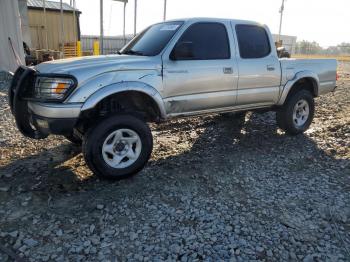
[292,54,350,61]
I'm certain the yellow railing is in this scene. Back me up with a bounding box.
[93,41,100,56]
[77,41,82,57]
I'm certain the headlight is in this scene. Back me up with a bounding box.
[34,77,75,100]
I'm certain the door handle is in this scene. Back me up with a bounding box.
[223,67,233,74]
[267,65,275,71]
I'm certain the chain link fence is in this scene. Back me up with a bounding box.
[81,35,133,55]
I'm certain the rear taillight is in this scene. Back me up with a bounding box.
[336,72,339,81]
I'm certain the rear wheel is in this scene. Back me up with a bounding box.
[276,89,314,135]
[82,114,153,179]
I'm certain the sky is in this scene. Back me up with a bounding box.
[65,0,350,47]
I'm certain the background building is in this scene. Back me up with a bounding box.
[26,0,81,51]
[272,34,297,54]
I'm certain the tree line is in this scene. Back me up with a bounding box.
[295,41,350,55]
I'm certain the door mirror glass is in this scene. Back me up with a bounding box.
[170,41,194,60]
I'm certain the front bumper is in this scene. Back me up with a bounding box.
[28,102,82,136]
[30,114,79,136]
[9,66,82,139]
[28,102,82,119]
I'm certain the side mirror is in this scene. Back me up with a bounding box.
[170,41,194,60]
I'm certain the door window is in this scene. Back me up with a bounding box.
[236,25,271,59]
[174,23,231,60]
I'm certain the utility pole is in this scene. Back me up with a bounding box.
[163,0,167,21]
[72,0,76,44]
[112,1,128,45]
[278,0,285,42]
[134,0,137,36]
[100,0,104,54]
[123,1,127,44]
[60,0,65,57]
[42,0,48,49]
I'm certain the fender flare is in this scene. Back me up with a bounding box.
[81,81,167,119]
[277,70,320,105]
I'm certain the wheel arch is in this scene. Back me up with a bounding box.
[277,71,319,106]
[80,81,166,121]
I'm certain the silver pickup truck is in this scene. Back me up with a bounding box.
[9,18,337,179]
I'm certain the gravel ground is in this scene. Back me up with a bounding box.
[0,62,349,261]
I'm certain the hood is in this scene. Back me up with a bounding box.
[35,54,161,75]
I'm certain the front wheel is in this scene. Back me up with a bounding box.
[82,115,153,179]
[276,89,315,135]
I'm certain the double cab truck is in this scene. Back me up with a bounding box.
[9,18,337,179]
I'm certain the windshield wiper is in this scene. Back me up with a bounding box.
[122,50,144,56]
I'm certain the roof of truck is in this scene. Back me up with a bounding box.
[166,17,264,26]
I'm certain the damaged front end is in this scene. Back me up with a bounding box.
[8,67,79,139]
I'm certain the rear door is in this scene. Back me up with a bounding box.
[233,24,281,106]
[162,21,238,115]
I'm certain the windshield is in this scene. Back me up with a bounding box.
[120,21,184,56]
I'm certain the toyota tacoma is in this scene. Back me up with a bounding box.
[9,18,337,179]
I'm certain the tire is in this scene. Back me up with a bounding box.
[276,89,315,135]
[64,132,82,145]
[82,114,153,180]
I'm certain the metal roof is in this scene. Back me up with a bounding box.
[27,0,80,12]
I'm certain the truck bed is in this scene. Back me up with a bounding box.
[280,58,337,95]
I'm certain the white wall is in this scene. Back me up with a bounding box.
[0,0,25,73]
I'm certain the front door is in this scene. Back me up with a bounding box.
[162,22,238,116]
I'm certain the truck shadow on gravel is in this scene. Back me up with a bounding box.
[148,112,349,199]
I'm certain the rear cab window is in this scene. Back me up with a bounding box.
[235,24,271,59]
